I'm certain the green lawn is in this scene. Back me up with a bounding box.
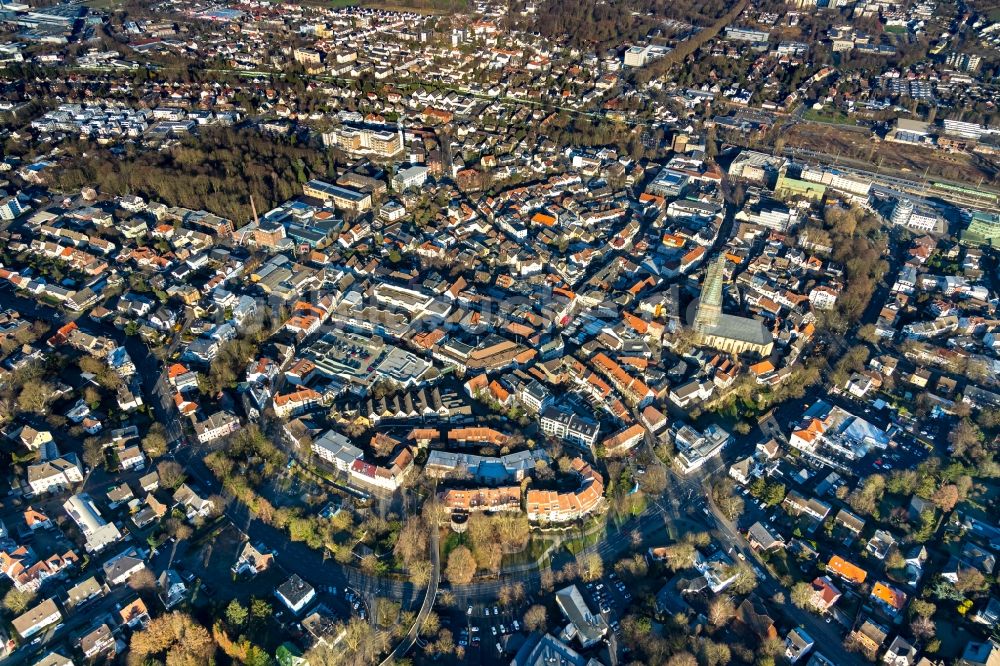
[763,549,796,586]
[803,108,853,125]
[562,522,607,556]
[440,530,466,561]
[502,535,556,569]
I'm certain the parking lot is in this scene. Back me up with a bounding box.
[342,586,370,622]
[584,572,631,635]
[440,565,636,663]
[453,599,526,662]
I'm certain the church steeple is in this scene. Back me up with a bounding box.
[693,255,725,333]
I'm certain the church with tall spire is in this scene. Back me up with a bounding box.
[693,255,725,333]
[687,255,773,357]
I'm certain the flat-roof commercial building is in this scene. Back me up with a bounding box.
[302,180,372,213]
[322,125,404,158]
[672,423,732,474]
[303,329,429,392]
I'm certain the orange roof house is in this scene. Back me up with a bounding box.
[407,428,440,445]
[628,277,656,296]
[448,427,508,446]
[464,374,489,397]
[525,458,605,522]
[514,348,537,365]
[552,286,576,301]
[871,582,906,611]
[639,192,666,208]
[790,417,827,448]
[601,424,645,456]
[286,358,317,379]
[441,486,521,513]
[506,322,535,338]
[619,356,649,371]
[489,380,511,405]
[531,212,557,226]
[23,507,50,529]
[591,353,652,406]
[273,388,323,417]
[811,576,842,609]
[827,555,867,584]
[49,321,78,346]
[120,598,149,626]
[681,246,705,266]
[662,233,686,248]
[412,329,446,350]
[174,393,197,416]
[622,312,649,335]
[274,388,322,407]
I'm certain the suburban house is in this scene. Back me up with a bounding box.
[827,555,868,584]
[119,597,150,628]
[883,635,917,666]
[276,574,316,615]
[102,550,146,586]
[80,623,115,659]
[782,491,831,522]
[194,410,240,443]
[158,569,187,609]
[747,521,785,552]
[18,426,53,451]
[27,455,84,494]
[810,576,842,611]
[173,484,215,520]
[233,542,274,577]
[12,598,62,638]
[118,445,145,471]
[784,627,814,663]
[24,507,53,530]
[66,577,104,608]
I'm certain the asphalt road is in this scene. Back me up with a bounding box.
[0,202,900,666]
[704,487,869,666]
[378,489,440,665]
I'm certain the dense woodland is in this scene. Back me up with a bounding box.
[523,0,736,49]
[48,128,337,224]
[363,0,471,10]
